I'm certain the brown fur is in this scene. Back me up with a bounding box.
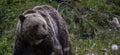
[13,5,72,55]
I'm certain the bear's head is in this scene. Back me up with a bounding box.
[18,10,48,45]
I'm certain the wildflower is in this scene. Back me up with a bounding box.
[111,44,119,51]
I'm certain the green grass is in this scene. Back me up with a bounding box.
[70,33,120,55]
[0,0,120,55]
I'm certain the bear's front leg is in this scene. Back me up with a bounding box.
[51,37,63,55]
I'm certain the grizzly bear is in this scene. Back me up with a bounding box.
[13,5,72,55]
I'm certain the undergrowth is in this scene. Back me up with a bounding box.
[0,0,120,55]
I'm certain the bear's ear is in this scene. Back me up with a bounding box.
[19,15,26,22]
